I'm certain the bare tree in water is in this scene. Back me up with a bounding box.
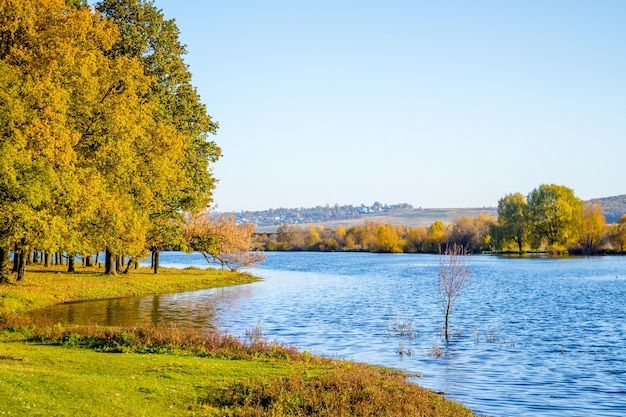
[437,244,471,342]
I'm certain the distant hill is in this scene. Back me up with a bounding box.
[588,194,626,223]
[224,195,626,232]
[225,203,497,233]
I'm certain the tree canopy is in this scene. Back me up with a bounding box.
[0,0,220,281]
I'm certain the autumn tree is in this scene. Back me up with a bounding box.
[335,225,346,243]
[374,224,404,253]
[608,214,626,252]
[527,184,583,253]
[0,0,219,280]
[494,192,529,253]
[448,215,495,253]
[345,224,371,251]
[426,220,449,253]
[0,0,115,281]
[573,202,606,255]
[275,224,306,250]
[96,0,221,272]
[437,244,470,342]
[305,225,322,249]
[405,226,427,253]
[185,211,265,271]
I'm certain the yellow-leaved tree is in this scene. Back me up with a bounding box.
[0,0,222,281]
[0,0,111,280]
[96,0,221,274]
[573,202,606,255]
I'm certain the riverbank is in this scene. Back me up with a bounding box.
[0,266,473,416]
[0,265,259,316]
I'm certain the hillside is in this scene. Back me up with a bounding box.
[588,194,626,223]
[225,195,626,232]
[227,203,497,233]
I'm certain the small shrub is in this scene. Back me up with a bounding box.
[61,332,83,347]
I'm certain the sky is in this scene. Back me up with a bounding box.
[152,0,626,212]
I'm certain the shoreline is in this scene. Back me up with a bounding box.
[0,266,473,416]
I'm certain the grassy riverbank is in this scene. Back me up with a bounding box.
[0,266,473,416]
[0,265,258,316]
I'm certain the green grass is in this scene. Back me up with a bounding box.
[0,266,474,416]
[0,341,296,416]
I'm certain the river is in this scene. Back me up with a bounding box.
[31,251,626,416]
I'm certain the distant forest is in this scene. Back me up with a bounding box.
[247,187,626,256]
[225,195,626,227]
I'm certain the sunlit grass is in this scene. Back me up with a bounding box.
[0,341,298,416]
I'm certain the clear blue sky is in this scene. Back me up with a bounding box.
[153,0,626,212]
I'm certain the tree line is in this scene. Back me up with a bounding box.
[259,184,626,255]
[0,0,221,282]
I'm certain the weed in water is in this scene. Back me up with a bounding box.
[485,324,503,343]
[397,340,414,356]
[245,321,264,344]
[429,345,449,359]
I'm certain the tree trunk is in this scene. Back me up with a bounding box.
[152,250,160,274]
[445,297,452,342]
[44,252,50,267]
[67,255,75,273]
[444,301,451,342]
[0,244,11,284]
[123,257,133,274]
[16,249,26,282]
[12,244,18,273]
[105,248,117,275]
[85,254,93,267]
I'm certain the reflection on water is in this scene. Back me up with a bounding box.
[32,285,256,329]
[31,252,626,417]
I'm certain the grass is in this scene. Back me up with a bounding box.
[0,341,295,416]
[0,265,474,416]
